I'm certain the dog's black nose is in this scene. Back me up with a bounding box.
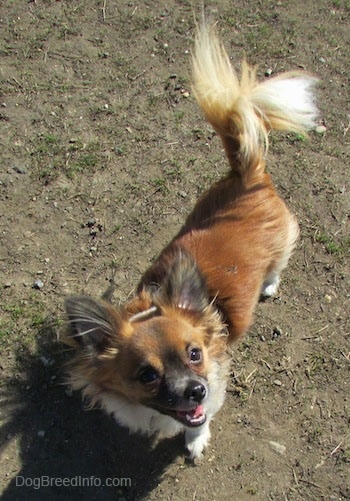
[184,381,206,403]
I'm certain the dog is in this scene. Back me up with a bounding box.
[64,22,318,460]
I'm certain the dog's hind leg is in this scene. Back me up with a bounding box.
[261,270,281,298]
[261,212,300,298]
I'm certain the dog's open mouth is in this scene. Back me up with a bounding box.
[152,402,207,427]
[175,404,206,426]
[176,405,207,426]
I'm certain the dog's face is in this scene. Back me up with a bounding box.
[65,254,226,427]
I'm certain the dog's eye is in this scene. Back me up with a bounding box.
[138,366,160,384]
[188,347,202,364]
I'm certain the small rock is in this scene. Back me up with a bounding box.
[273,379,282,386]
[87,218,96,227]
[37,430,46,438]
[4,283,12,289]
[324,294,332,303]
[40,356,50,367]
[269,441,286,455]
[265,68,273,77]
[179,190,187,198]
[169,74,177,79]
[182,91,190,98]
[319,57,326,64]
[33,279,44,290]
[273,326,282,338]
[315,125,327,134]
[13,166,26,174]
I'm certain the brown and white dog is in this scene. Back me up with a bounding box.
[64,22,318,459]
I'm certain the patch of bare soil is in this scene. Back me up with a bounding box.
[0,1,349,500]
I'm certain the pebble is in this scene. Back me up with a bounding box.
[37,430,46,438]
[40,356,53,367]
[13,166,26,174]
[87,218,96,227]
[269,441,286,455]
[265,68,273,77]
[315,125,327,134]
[273,379,282,386]
[324,294,332,303]
[33,278,44,290]
[273,326,282,338]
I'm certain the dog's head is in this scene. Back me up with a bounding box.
[64,253,227,427]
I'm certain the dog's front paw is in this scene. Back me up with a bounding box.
[185,422,211,460]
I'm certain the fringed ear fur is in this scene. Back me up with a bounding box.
[64,296,117,353]
[160,252,210,313]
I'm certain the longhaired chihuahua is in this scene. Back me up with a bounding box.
[64,22,318,459]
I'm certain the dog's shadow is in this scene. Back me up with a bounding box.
[0,316,183,501]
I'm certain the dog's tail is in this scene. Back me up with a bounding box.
[192,22,318,181]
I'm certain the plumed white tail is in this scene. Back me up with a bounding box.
[192,22,318,175]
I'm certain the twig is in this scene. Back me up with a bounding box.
[248,379,256,399]
[49,51,86,63]
[299,479,322,489]
[127,70,147,81]
[260,358,272,370]
[312,324,329,335]
[292,468,299,486]
[102,0,107,21]
[246,368,257,383]
[330,440,343,456]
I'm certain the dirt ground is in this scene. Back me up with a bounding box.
[0,0,349,499]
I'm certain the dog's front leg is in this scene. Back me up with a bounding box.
[185,420,211,460]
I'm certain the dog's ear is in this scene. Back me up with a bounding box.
[65,296,118,353]
[161,252,210,313]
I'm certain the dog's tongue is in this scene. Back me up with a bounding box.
[177,405,205,425]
